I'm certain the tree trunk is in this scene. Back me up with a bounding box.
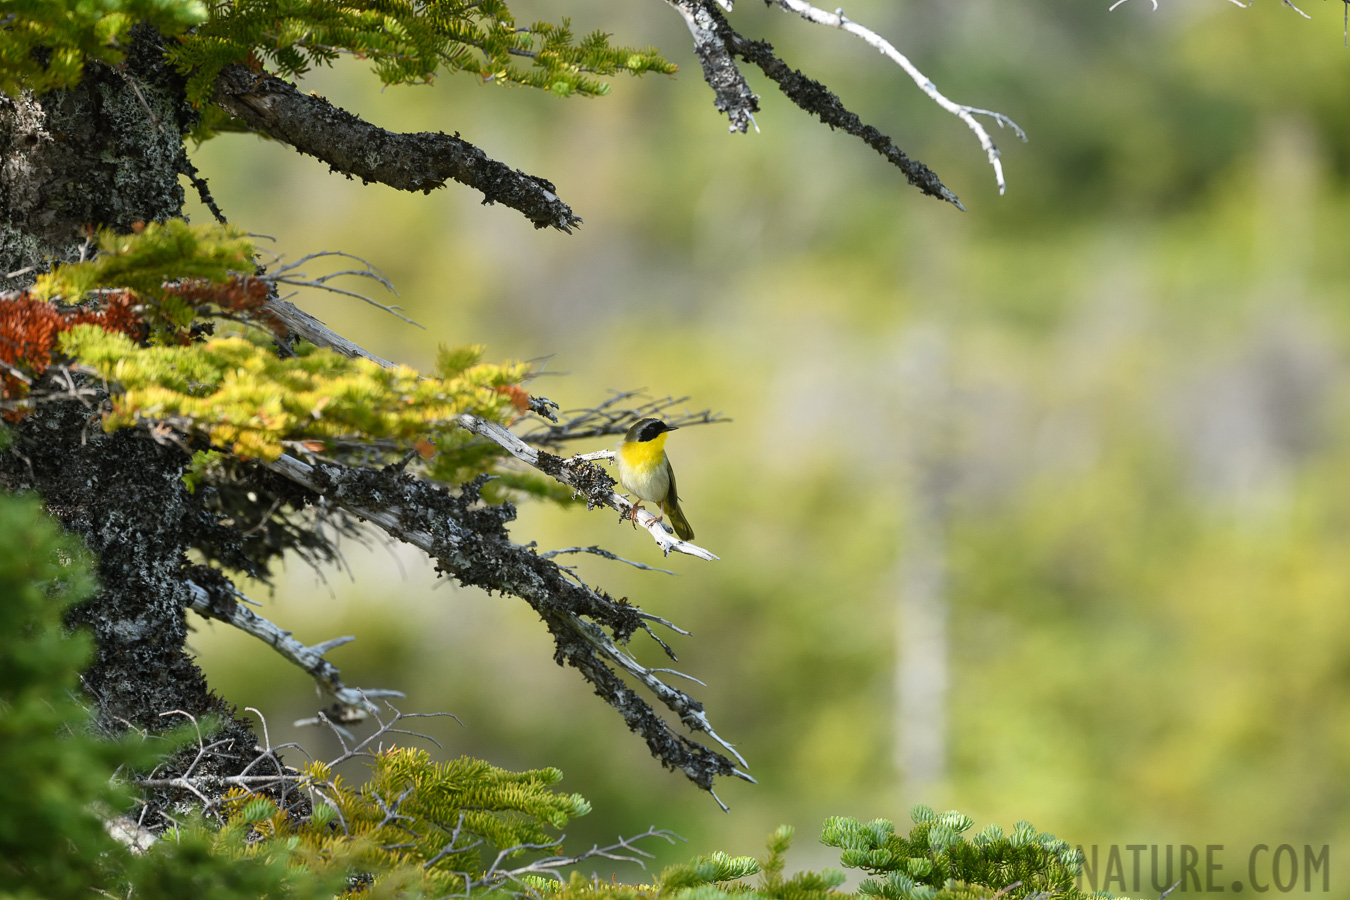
[0,26,261,821]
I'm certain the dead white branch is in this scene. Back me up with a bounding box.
[1108,0,1300,12]
[185,579,405,717]
[765,0,1026,194]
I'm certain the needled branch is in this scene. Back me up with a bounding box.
[210,64,582,232]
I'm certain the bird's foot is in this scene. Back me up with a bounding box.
[623,501,646,530]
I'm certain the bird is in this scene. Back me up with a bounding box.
[614,417,694,541]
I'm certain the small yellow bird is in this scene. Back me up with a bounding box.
[615,417,694,541]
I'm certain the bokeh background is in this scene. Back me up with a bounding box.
[183,2,1350,896]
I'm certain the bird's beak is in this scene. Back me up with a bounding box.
[666,425,679,431]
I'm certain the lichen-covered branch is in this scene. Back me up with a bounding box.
[262,294,720,559]
[713,17,964,209]
[261,453,745,790]
[662,0,760,133]
[210,64,582,233]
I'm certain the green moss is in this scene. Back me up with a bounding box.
[61,326,527,461]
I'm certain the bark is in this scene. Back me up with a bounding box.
[210,64,582,232]
[1,27,190,290]
[0,27,262,824]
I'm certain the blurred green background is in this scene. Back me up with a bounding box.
[182,2,1349,895]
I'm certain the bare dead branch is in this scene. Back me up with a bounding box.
[259,250,422,327]
[262,298,400,367]
[185,578,406,718]
[761,0,1025,196]
[540,544,677,576]
[708,10,966,207]
[521,391,729,447]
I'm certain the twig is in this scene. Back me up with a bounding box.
[260,250,421,327]
[179,152,228,223]
[538,545,677,575]
[521,391,729,447]
[764,0,1025,195]
[461,827,683,892]
[185,579,405,716]
[565,614,751,776]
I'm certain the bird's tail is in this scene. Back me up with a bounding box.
[664,499,694,541]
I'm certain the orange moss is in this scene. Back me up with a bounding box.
[0,292,148,417]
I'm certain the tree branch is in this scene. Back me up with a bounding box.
[670,0,1024,202]
[184,574,405,718]
[714,15,964,208]
[262,297,719,559]
[662,0,761,133]
[210,64,582,232]
[761,0,1025,196]
[454,415,719,561]
[260,453,745,791]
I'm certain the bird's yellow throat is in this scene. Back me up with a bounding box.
[619,431,669,471]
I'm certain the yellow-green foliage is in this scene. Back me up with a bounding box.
[206,748,591,897]
[33,220,253,297]
[60,326,527,460]
[33,220,256,331]
[0,0,206,96]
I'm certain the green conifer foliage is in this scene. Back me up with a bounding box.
[822,807,1117,900]
[2,0,676,110]
[181,749,593,896]
[0,491,119,897]
[0,0,207,96]
[0,491,317,899]
[167,1,678,107]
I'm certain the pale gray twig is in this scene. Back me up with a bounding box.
[185,579,405,718]
[764,0,1025,194]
